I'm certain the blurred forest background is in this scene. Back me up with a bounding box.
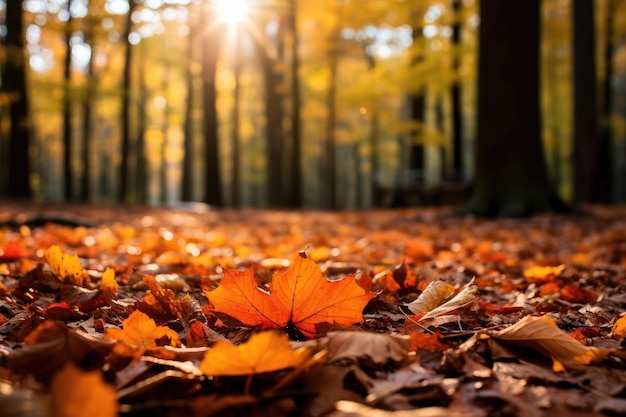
[1,0,626,209]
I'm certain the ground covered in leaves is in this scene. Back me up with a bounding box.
[1,202,626,417]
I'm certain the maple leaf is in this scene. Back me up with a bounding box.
[206,252,376,338]
[135,273,185,322]
[611,315,626,338]
[200,331,311,376]
[50,362,117,417]
[44,245,85,286]
[104,310,181,350]
[523,264,564,283]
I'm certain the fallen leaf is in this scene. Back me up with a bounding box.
[199,331,311,376]
[104,310,181,350]
[45,245,85,286]
[408,332,448,353]
[405,281,455,315]
[50,362,117,417]
[100,267,118,298]
[329,400,465,417]
[136,273,185,321]
[405,279,477,329]
[559,285,596,304]
[612,315,626,338]
[325,331,410,364]
[489,315,609,369]
[523,265,564,283]
[207,252,376,338]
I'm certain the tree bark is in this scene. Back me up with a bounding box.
[119,0,136,203]
[450,0,463,182]
[231,31,242,208]
[572,0,600,204]
[458,0,566,217]
[182,7,198,202]
[2,0,32,198]
[202,7,223,206]
[80,13,95,202]
[286,0,302,207]
[63,0,74,201]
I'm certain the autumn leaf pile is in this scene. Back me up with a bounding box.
[1,204,626,417]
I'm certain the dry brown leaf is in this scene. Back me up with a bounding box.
[489,315,609,369]
[404,281,455,314]
[405,279,477,328]
[325,331,410,364]
[329,400,466,417]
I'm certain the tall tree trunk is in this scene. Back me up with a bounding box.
[231,32,242,208]
[408,22,425,185]
[450,0,463,182]
[324,44,338,209]
[572,0,600,204]
[594,0,614,203]
[80,15,95,202]
[250,20,285,207]
[135,45,148,203]
[2,0,31,198]
[63,0,74,201]
[119,0,136,203]
[459,0,566,217]
[160,72,170,204]
[182,8,198,202]
[202,7,223,206]
[286,0,302,207]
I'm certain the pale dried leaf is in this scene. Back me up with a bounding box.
[326,331,410,364]
[404,281,455,315]
[329,400,466,417]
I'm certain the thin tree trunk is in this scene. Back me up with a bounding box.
[80,15,95,202]
[572,0,599,204]
[287,0,302,207]
[160,72,170,204]
[408,23,425,186]
[2,0,31,198]
[135,45,148,203]
[63,0,74,201]
[595,0,614,203]
[202,7,223,206]
[119,0,136,202]
[450,0,463,182]
[231,32,242,208]
[182,9,198,202]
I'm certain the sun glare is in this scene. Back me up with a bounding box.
[214,0,250,25]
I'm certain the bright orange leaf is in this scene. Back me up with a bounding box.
[50,362,117,417]
[200,331,311,376]
[45,245,85,286]
[104,310,180,350]
[206,252,376,338]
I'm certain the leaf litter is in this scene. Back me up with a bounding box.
[0,204,626,416]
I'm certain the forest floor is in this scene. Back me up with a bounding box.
[1,202,626,417]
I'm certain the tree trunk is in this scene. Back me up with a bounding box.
[160,73,170,204]
[286,0,302,207]
[63,0,74,201]
[135,45,148,203]
[119,0,136,203]
[250,20,285,207]
[231,32,242,208]
[182,8,198,202]
[593,0,614,203]
[408,23,425,186]
[202,7,223,206]
[572,0,601,204]
[458,0,566,217]
[80,14,95,202]
[450,0,463,182]
[2,0,32,198]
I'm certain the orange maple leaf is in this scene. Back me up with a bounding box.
[206,252,376,338]
[200,331,311,376]
[104,310,181,350]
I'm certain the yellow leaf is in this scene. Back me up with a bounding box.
[612,315,626,338]
[50,362,117,417]
[45,245,84,286]
[104,310,180,350]
[523,265,564,283]
[200,331,311,376]
[100,268,118,298]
